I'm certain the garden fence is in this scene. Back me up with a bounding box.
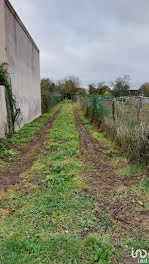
[79,95,149,163]
[80,96,149,128]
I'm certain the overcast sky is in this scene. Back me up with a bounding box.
[10,0,149,88]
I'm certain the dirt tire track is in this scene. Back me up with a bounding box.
[73,106,121,192]
[73,106,149,235]
[0,106,62,190]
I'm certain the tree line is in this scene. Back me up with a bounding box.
[41,74,149,98]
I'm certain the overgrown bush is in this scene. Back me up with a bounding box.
[41,89,61,113]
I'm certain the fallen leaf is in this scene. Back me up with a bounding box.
[138,200,143,206]
[9,232,15,237]
[58,249,64,255]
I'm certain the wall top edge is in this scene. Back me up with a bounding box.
[4,0,40,53]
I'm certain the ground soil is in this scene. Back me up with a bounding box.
[0,106,62,191]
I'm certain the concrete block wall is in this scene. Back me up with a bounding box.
[0,0,41,136]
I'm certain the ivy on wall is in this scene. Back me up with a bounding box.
[0,63,22,137]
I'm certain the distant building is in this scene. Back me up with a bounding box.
[128,90,144,96]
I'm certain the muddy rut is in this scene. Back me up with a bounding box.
[73,107,149,236]
[0,106,62,191]
[73,107,122,193]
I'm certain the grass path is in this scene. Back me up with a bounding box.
[0,102,114,264]
[0,105,62,191]
[0,103,61,175]
[0,102,148,263]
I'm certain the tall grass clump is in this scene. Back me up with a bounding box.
[82,96,106,127]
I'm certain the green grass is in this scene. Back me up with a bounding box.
[140,177,149,190]
[117,165,144,176]
[0,102,114,264]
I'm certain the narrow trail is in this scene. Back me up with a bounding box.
[73,106,149,236]
[73,106,123,194]
[0,106,62,191]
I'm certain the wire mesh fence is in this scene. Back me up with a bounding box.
[41,93,62,113]
[79,96,149,164]
[103,96,149,127]
[80,96,149,127]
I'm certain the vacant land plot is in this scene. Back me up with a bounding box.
[0,101,148,263]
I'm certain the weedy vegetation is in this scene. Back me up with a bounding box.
[78,96,149,165]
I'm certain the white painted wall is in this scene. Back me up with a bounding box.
[0,0,7,63]
[0,0,41,136]
[0,86,7,137]
[5,0,41,128]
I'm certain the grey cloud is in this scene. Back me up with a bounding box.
[10,0,149,88]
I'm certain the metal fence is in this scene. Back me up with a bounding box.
[80,96,149,127]
[102,96,149,127]
[79,95,149,163]
[41,94,62,113]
